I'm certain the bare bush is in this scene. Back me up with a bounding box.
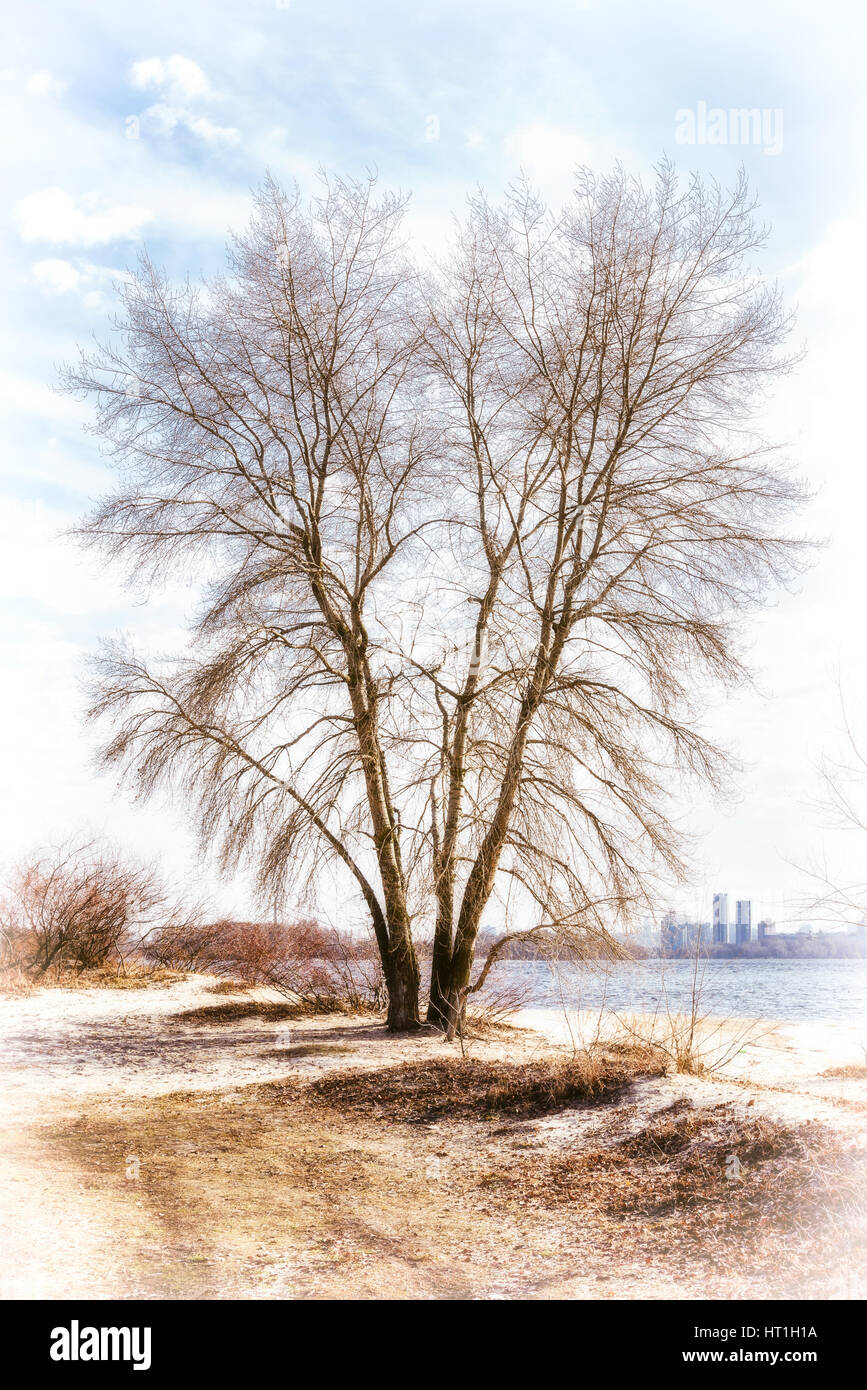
[140,917,231,973]
[612,944,765,1075]
[144,914,386,1011]
[0,841,171,978]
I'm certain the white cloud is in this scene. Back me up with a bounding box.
[503,122,594,193]
[141,102,239,146]
[32,258,82,294]
[146,181,251,239]
[31,258,129,309]
[128,55,238,145]
[0,370,88,429]
[138,102,182,136]
[0,493,236,897]
[27,70,67,98]
[786,211,867,316]
[129,54,210,103]
[14,188,152,245]
[184,113,239,145]
[0,497,124,615]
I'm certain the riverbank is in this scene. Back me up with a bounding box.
[1,975,865,1299]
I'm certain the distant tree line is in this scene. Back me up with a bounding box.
[468,929,646,962]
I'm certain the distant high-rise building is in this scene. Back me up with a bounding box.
[684,922,713,950]
[713,893,729,945]
[757,919,772,941]
[660,910,682,956]
[736,899,752,944]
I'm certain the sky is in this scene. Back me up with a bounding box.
[2,0,867,926]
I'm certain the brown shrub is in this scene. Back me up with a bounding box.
[67,964,188,990]
[145,916,385,1012]
[0,840,174,977]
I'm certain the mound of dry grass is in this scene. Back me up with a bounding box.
[484,1101,866,1233]
[172,998,361,1026]
[277,1043,358,1059]
[309,1047,665,1122]
[458,1100,867,1294]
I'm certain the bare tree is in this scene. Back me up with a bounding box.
[416,164,805,1033]
[63,164,805,1032]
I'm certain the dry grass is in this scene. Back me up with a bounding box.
[0,965,34,996]
[822,1064,867,1079]
[475,1100,867,1286]
[172,998,366,1026]
[307,1046,666,1122]
[612,1006,761,1076]
[0,962,187,992]
[74,965,189,989]
[277,1043,359,1059]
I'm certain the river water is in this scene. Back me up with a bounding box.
[482,957,867,1031]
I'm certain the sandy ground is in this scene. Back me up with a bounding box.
[517,1006,867,1139]
[1,976,865,1300]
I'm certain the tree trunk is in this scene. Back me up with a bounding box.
[426,592,499,1029]
[442,933,473,1039]
[384,939,421,1030]
[338,642,421,1030]
[426,916,452,1028]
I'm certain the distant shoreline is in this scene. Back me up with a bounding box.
[649,943,867,961]
[485,940,867,962]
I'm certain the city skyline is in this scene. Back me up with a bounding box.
[653,886,860,943]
